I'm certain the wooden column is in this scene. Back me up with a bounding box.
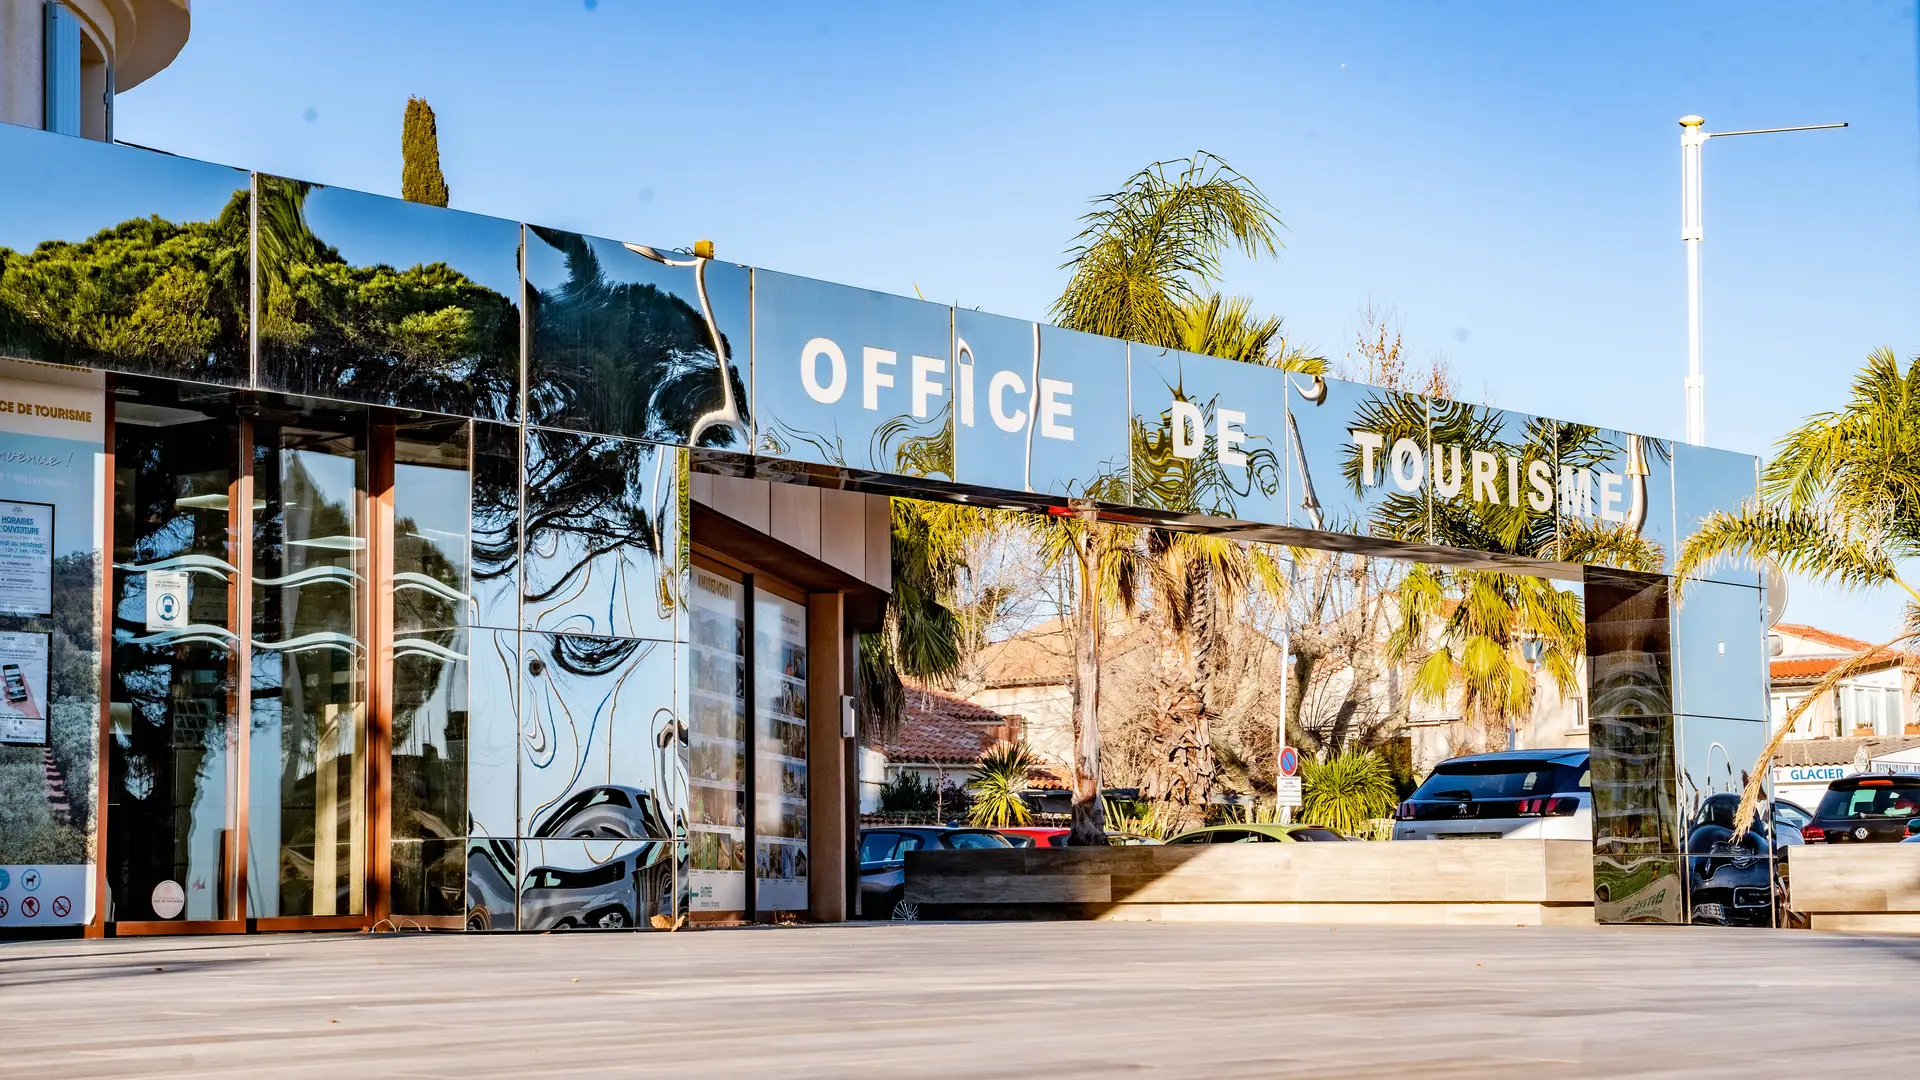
[806,592,847,922]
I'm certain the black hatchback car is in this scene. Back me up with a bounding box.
[858,826,1012,918]
[1806,774,1920,843]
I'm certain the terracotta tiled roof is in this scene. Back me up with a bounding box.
[1774,623,1877,654]
[875,685,1023,765]
[1777,735,1920,767]
[1771,653,1905,682]
[975,617,1154,689]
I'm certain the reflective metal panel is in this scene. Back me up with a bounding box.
[1584,568,1672,719]
[1673,442,1761,585]
[752,271,953,479]
[1285,376,1430,541]
[470,421,521,632]
[1589,713,1678,855]
[465,834,517,930]
[1673,580,1766,721]
[467,629,520,840]
[1594,853,1684,924]
[1556,425,1673,574]
[1023,324,1129,501]
[525,227,750,449]
[1426,400,1556,557]
[517,837,676,930]
[951,308,1038,495]
[255,175,521,420]
[1685,854,1774,928]
[519,632,678,840]
[0,125,251,384]
[1128,345,1287,521]
[1676,712,1773,926]
[521,429,680,640]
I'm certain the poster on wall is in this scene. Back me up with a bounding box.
[0,501,53,616]
[754,592,809,913]
[0,631,50,746]
[688,569,748,914]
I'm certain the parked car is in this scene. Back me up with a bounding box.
[1805,774,1920,843]
[518,841,677,931]
[1162,824,1348,844]
[1685,792,1801,927]
[1904,818,1920,843]
[530,784,673,840]
[998,827,1164,847]
[1392,749,1592,841]
[858,826,1013,918]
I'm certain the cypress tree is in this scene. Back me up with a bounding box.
[401,96,450,207]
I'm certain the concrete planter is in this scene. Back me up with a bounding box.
[904,840,1595,926]
[1787,845,1920,932]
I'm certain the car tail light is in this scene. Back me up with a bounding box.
[1397,800,1415,820]
[1802,824,1826,842]
[1516,797,1579,817]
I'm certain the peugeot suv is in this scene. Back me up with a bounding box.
[1392,749,1591,841]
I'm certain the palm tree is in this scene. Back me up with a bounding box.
[967,743,1042,828]
[1047,152,1300,840]
[1299,749,1398,836]
[1677,347,1920,835]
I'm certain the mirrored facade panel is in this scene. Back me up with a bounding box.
[1677,713,1774,925]
[517,837,677,931]
[1285,376,1430,542]
[467,629,520,840]
[1556,425,1673,574]
[1127,345,1287,522]
[470,421,521,632]
[752,270,953,479]
[465,834,517,931]
[1584,568,1672,719]
[518,632,678,841]
[391,837,464,919]
[1426,400,1556,557]
[1589,713,1678,856]
[525,227,750,449]
[1594,853,1684,924]
[1016,324,1128,501]
[1673,442,1761,586]
[951,308,1039,495]
[0,125,251,385]
[521,428,680,639]
[1685,854,1774,928]
[1673,580,1766,721]
[255,175,521,420]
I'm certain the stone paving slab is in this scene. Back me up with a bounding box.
[2,922,1917,1077]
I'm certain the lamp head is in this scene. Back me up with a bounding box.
[1679,115,1706,128]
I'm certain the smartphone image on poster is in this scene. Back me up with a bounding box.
[2,664,25,703]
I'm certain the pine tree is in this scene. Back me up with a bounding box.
[401,97,450,207]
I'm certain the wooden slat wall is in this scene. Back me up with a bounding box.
[1787,847,1920,913]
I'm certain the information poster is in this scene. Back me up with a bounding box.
[688,569,748,914]
[0,501,53,616]
[753,592,809,913]
[0,630,49,745]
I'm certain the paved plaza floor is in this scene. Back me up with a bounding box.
[2,920,1917,1077]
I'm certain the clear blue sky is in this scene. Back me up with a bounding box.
[116,1,1920,640]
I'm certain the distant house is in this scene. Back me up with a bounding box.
[966,617,1151,774]
[858,684,1065,813]
[1765,623,1920,809]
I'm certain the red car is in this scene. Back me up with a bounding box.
[998,827,1069,848]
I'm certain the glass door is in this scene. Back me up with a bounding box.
[246,406,370,922]
[687,563,747,920]
[106,385,242,928]
[753,586,808,915]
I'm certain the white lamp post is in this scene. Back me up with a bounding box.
[1679,115,1846,446]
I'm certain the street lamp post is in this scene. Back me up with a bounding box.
[1678,115,1847,446]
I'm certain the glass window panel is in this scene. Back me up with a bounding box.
[521,428,680,640]
[389,837,463,919]
[465,834,516,931]
[466,629,519,840]
[1556,426,1674,574]
[519,631,677,840]
[753,590,808,914]
[687,567,747,916]
[254,175,521,420]
[524,227,750,449]
[246,408,369,918]
[106,383,240,921]
[470,421,520,632]
[1673,579,1765,721]
[1285,376,1430,543]
[0,125,251,385]
[1673,442,1760,586]
[751,270,952,480]
[517,837,676,931]
[1127,344,1286,523]
[1426,401,1556,559]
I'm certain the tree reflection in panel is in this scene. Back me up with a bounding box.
[248,412,369,918]
[390,420,470,918]
[107,387,239,921]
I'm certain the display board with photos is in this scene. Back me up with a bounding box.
[753,591,809,912]
[688,568,748,914]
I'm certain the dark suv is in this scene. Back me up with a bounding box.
[1806,774,1920,843]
